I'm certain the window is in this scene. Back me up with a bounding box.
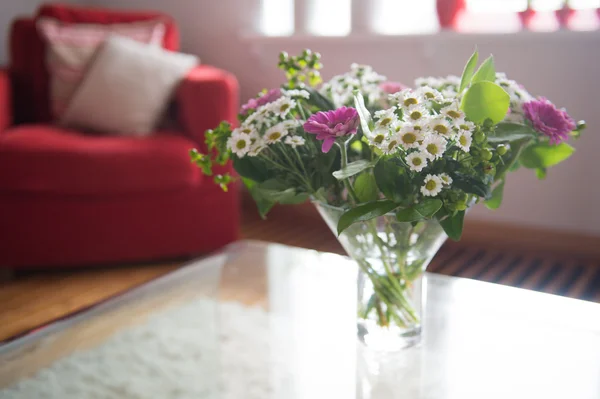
[259,0,600,36]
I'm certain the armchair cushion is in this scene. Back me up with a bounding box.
[0,125,202,196]
[176,65,239,151]
[0,68,11,132]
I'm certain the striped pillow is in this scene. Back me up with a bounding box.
[36,17,166,119]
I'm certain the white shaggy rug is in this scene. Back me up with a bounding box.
[1,299,305,399]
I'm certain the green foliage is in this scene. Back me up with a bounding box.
[205,121,232,165]
[337,200,400,235]
[438,210,466,241]
[450,172,491,198]
[354,92,374,136]
[243,178,275,219]
[459,50,479,93]
[374,159,412,203]
[519,142,575,169]
[304,87,335,111]
[495,138,531,179]
[471,56,496,84]
[278,49,323,88]
[461,81,510,124]
[189,149,212,176]
[396,199,443,223]
[214,174,232,192]
[488,122,537,143]
[233,156,271,183]
[536,168,547,180]
[354,173,379,203]
[485,179,505,210]
[333,159,377,180]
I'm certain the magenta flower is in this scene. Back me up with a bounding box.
[241,88,282,114]
[303,107,359,153]
[380,81,408,95]
[523,98,576,145]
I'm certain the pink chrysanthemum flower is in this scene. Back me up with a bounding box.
[241,88,282,114]
[303,107,359,153]
[522,98,576,145]
[380,81,408,95]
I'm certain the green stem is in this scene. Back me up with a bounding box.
[337,142,359,204]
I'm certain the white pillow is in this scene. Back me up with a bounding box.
[61,35,198,136]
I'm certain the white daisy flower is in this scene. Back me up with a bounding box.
[440,102,465,121]
[406,151,429,172]
[429,117,454,138]
[398,125,424,149]
[367,126,389,147]
[374,107,398,128]
[390,88,423,110]
[283,89,310,99]
[416,86,443,103]
[415,77,442,88]
[269,97,296,118]
[284,135,306,148]
[264,122,289,144]
[441,88,458,99]
[421,174,444,197]
[403,105,429,122]
[456,130,472,152]
[444,75,461,86]
[381,135,401,155]
[421,135,447,160]
[282,119,301,130]
[227,133,251,157]
[456,120,475,133]
[248,141,267,157]
[438,173,453,186]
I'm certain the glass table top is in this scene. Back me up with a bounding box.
[1,240,599,398]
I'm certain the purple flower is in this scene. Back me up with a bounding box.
[241,88,282,114]
[303,106,359,153]
[523,98,576,145]
[380,81,408,95]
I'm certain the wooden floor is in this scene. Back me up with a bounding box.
[1,199,599,342]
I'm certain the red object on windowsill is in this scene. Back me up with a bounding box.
[555,4,576,29]
[0,3,241,269]
[436,0,466,30]
[519,7,536,30]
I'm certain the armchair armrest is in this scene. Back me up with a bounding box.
[0,68,12,133]
[176,65,239,153]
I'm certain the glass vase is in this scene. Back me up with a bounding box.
[315,202,447,352]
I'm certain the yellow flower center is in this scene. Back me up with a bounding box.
[242,128,253,134]
[459,124,469,130]
[459,135,468,146]
[401,132,417,144]
[380,117,392,126]
[410,111,422,120]
[236,139,247,150]
[404,98,418,107]
[433,124,449,135]
[280,104,290,113]
[387,140,398,151]
[374,134,385,144]
[268,132,282,141]
[426,143,438,155]
[412,157,422,166]
[425,180,437,191]
[414,125,422,131]
[424,92,434,99]
[447,110,461,119]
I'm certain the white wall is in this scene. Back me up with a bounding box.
[9,0,600,236]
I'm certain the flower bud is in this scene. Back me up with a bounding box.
[480,148,493,161]
[496,145,508,156]
[474,130,486,144]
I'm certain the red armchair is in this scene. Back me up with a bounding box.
[0,4,240,269]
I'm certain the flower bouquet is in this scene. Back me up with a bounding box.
[191,50,584,351]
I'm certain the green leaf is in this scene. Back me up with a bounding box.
[333,159,376,180]
[233,156,270,182]
[337,200,400,235]
[459,50,479,93]
[485,179,505,210]
[256,179,307,205]
[438,210,465,241]
[536,168,547,180]
[305,87,335,111]
[353,92,373,136]
[374,159,411,203]
[396,199,443,223]
[354,173,379,203]
[451,172,491,198]
[488,122,537,143]
[471,55,496,84]
[461,81,510,124]
[519,142,575,169]
[242,178,275,219]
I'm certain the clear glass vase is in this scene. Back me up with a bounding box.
[315,202,447,352]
